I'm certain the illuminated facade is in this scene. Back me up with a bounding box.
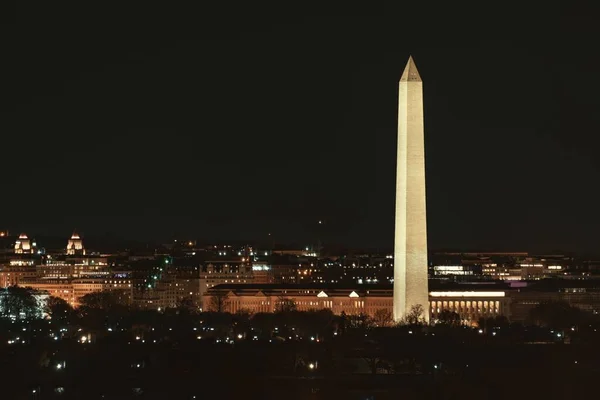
[0,265,39,287]
[38,257,109,279]
[432,266,474,276]
[22,275,133,308]
[429,291,510,325]
[430,252,572,280]
[207,285,393,316]
[133,271,182,310]
[66,233,85,255]
[14,233,35,254]
[205,284,509,325]
[199,261,252,310]
[394,56,429,322]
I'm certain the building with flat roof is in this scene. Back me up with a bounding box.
[204,283,510,325]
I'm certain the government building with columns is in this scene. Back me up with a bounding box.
[204,283,511,325]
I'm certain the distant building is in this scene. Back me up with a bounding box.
[22,273,133,307]
[204,283,510,325]
[199,261,252,310]
[14,233,35,254]
[0,232,130,307]
[271,248,318,257]
[133,271,178,310]
[429,252,573,281]
[509,280,600,321]
[38,256,109,279]
[0,264,39,287]
[66,233,85,255]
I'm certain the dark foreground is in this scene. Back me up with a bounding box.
[2,339,597,399]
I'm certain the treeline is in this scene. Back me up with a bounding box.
[2,286,600,341]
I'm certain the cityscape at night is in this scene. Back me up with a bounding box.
[3,3,600,400]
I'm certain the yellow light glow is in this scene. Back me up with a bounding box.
[429,291,505,298]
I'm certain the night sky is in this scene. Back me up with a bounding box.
[2,4,599,253]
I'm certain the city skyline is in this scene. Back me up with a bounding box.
[2,6,599,253]
[3,5,600,398]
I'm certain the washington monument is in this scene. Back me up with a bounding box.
[393,56,429,322]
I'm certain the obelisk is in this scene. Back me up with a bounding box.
[393,56,429,322]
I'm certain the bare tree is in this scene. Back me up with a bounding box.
[402,304,426,326]
[176,296,197,315]
[208,291,229,313]
[373,308,393,327]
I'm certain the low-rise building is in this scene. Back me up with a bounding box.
[204,283,510,325]
[22,274,133,308]
[199,261,253,310]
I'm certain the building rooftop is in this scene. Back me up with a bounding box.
[207,281,512,297]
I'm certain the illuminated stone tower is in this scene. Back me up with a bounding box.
[66,232,85,255]
[393,56,429,322]
[14,233,33,254]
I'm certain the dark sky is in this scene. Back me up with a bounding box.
[2,4,599,253]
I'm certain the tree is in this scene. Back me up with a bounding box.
[208,291,229,313]
[0,286,40,320]
[362,338,387,374]
[78,291,130,331]
[347,313,374,330]
[176,296,196,314]
[79,291,122,310]
[529,301,584,330]
[276,296,297,313]
[403,304,426,326]
[236,308,253,317]
[436,309,461,326]
[251,312,276,337]
[45,296,74,322]
[373,308,393,327]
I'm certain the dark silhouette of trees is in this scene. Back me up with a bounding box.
[478,315,510,332]
[437,310,461,326]
[236,308,253,318]
[45,296,75,323]
[373,308,393,327]
[276,296,297,313]
[347,313,374,330]
[79,291,124,310]
[363,343,384,374]
[208,291,229,313]
[402,304,426,326]
[251,312,276,337]
[529,301,585,330]
[78,291,130,331]
[176,296,196,315]
[287,309,336,338]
